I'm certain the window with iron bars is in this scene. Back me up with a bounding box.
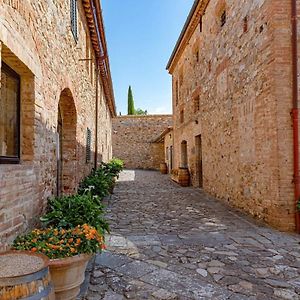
[86,128,92,163]
[70,0,78,41]
[194,96,200,113]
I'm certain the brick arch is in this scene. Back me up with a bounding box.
[57,88,77,195]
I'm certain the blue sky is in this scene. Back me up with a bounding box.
[102,0,194,115]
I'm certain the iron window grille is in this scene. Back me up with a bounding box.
[86,128,92,163]
[70,0,78,41]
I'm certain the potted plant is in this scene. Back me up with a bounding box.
[13,224,105,300]
[78,158,124,197]
[40,191,110,236]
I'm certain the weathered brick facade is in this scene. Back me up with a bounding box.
[167,0,299,231]
[112,115,172,170]
[0,0,115,248]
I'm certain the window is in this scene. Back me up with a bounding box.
[0,62,20,164]
[220,10,226,27]
[194,49,199,64]
[243,16,248,33]
[208,60,212,72]
[86,127,92,163]
[180,110,184,124]
[175,80,179,106]
[70,0,78,41]
[194,96,200,113]
[199,16,203,33]
[179,68,184,87]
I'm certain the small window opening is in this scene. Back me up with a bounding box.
[208,60,212,72]
[180,110,184,124]
[243,16,248,33]
[175,80,179,106]
[199,16,203,33]
[220,10,226,27]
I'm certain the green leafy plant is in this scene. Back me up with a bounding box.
[78,158,124,197]
[297,198,300,211]
[103,158,124,178]
[78,168,112,198]
[40,191,109,236]
[13,225,105,259]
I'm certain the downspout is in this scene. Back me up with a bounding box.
[291,0,300,232]
[94,67,99,169]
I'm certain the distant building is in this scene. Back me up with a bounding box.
[167,0,299,231]
[112,115,172,170]
[0,0,116,248]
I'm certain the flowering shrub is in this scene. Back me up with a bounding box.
[40,191,109,236]
[12,224,106,259]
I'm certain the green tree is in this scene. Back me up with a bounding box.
[135,108,148,115]
[127,86,135,115]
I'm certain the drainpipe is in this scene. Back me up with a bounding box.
[94,67,99,169]
[291,0,300,232]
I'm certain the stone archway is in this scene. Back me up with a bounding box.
[57,88,77,195]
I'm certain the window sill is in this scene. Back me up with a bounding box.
[0,157,20,164]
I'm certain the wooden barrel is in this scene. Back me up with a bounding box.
[178,168,190,187]
[160,163,168,174]
[0,251,55,300]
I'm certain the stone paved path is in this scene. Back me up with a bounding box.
[83,170,300,300]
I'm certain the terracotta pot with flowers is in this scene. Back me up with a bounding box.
[13,190,109,300]
[13,224,106,300]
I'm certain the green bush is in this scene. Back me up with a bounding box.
[105,158,124,178]
[40,191,109,236]
[78,158,124,198]
[297,199,300,211]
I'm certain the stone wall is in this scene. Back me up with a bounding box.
[168,0,298,231]
[112,115,172,170]
[0,0,114,248]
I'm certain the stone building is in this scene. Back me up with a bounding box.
[167,0,300,231]
[0,0,116,248]
[112,115,172,170]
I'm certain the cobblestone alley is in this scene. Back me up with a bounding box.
[84,170,300,300]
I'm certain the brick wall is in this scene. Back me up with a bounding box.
[0,0,114,248]
[112,115,172,170]
[168,0,298,231]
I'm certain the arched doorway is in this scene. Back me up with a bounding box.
[181,140,188,168]
[57,89,77,196]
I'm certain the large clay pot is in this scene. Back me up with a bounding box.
[49,254,92,300]
[0,250,55,300]
[160,163,168,174]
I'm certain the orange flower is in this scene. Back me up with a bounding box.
[76,238,81,244]
[68,238,74,243]
[101,244,106,250]
[31,247,37,252]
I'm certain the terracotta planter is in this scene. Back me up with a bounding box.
[49,254,92,300]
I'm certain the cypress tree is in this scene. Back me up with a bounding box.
[127,85,135,115]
